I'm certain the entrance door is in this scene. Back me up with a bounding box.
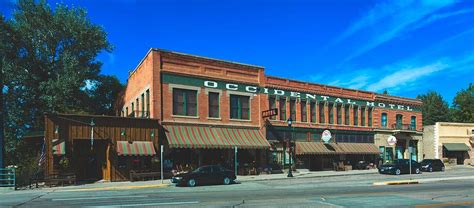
[73,140,107,182]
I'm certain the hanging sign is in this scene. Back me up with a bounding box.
[322,130,332,144]
[387,136,397,146]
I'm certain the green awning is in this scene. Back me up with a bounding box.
[443,143,471,151]
[116,141,156,156]
[52,139,65,155]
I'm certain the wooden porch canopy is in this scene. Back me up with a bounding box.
[296,142,380,155]
[164,125,270,149]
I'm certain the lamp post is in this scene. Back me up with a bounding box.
[287,118,293,177]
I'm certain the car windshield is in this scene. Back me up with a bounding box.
[421,160,431,165]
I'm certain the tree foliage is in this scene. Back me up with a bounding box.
[417,91,450,126]
[451,83,474,123]
[1,0,122,166]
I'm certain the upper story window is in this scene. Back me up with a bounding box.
[289,99,296,121]
[381,113,387,127]
[279,98,286,121]
[131,102,134,117]
[396,114,403,128]
[310,102,316,123]
[353,105,359,126]
[368,108,373,127]
[336,104,342,125]
[319,102,325,123]
[301,100,307,122]
[126,107,129,117]
[146,90,150,116]
[269,96,276,120]
[344,105,350,125]
[230,95,250,120]
[361,107,366,126]
[208,92,220,118]
[329,103,334,124]
[410,116,416,130]
[173,88,197,116]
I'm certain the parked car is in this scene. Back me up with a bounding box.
[378,159,421,175]
[171,165,236,187]
[420,159,445,172]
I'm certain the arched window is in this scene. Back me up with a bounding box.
[411,116,416,130]
[381,113,387,127]
[396,114,403,129]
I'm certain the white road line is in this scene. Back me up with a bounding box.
[90,201,200,207]
[52,195,148,201]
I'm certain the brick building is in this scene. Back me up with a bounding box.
[119,48,423,172]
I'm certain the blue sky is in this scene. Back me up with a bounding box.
[1,0,473,103]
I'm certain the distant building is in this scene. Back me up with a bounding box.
[423,122,474,165]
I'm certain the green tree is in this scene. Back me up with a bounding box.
[451,83,474,123]
[417,91,451,126]
[2,0,120,167]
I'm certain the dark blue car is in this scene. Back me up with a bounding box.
[171,165,236,187]
[378,159,421,175]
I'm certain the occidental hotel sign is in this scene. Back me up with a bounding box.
[163,73,420,112]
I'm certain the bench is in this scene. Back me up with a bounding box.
[129,171,162,182]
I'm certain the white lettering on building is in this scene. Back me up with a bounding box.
[306,94,316,100]
[204,81,218,88]
[397,105,405,110]
[290,92,301,97]
[378,103,386,108]
[226,84,238,90]
[274,89,285,95]
[321,96,330,101]
[246,86,257,93]
[335,98,344,103]
[366,102,375,107]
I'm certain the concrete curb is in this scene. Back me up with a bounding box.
[237,171,379,183]
[373,175,474,186]
[58,183,170,192]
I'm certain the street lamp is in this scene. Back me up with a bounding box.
[287,118,293,177]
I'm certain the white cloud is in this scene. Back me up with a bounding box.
[411,8,474,30]
[336,0,458,62]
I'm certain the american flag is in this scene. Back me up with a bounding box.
[38,138,46,167]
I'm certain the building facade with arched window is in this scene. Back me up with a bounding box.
[118,48,423,173]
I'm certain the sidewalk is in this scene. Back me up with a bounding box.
[236,169,378,182]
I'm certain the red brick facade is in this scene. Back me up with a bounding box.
[119,48,423,134]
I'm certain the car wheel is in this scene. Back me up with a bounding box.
[415,168,421,174]
[429,167,433,172]
[187,179,196,187]
[223,177,231,185]
[395,169,401,175]
[441,167,445,172]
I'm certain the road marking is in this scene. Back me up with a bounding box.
[52,195,148,201]
[90,201,200,207]
[58,184,170,192]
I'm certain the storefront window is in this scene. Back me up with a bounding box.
[269,96,276,120]
[381,113,387,127]
[410,116,416,130]
[311,132,321,142]
[310,102,316,123]
[279,98,286,121]
[173,88,197,116]
[290,99,296,121]
[301,100,307,122]
[319,102,325,123]
[230,95,250,120]
[329,103,334,124]
[208,92,220,118]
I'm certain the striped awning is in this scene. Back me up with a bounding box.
[52,139,65,155]
[296,142,341,155]
[116,141,157,156]
[337,143,380,155]
[164,125,270,149]
[296,142,380,155]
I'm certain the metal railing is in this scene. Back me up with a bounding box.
[378,123,417,131]
[0,168,16,188]
[128,111,150,118]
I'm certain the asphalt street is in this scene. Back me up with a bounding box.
[1,166,473,207]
